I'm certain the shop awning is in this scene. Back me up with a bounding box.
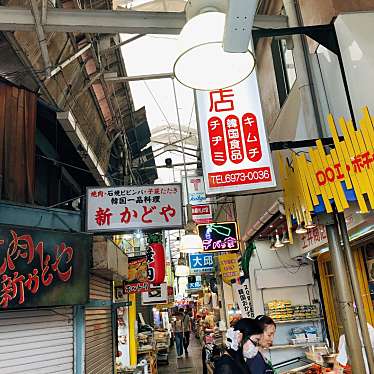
[242,198,285,242]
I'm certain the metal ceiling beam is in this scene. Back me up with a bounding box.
[28,0,51,77]
[102,34,146,52]
[50,43,92,78]
[104,72,173,82]
[0,7,288,34]
[0,7,186,34]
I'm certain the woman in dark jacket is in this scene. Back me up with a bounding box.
[246,315,277,374]
[214,318,263,374]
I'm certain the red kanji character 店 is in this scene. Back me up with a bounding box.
[141,206,157,224]
[95,207,113,226]
[209,89,234,112]
[159,205,176,223]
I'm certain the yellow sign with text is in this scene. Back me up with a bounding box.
[279,107,374,244]
[218,253,240,284]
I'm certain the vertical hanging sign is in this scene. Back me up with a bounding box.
[233,278,255,318]
[182,175,213,224]
[146,242,166,286]
[195,73,276,195]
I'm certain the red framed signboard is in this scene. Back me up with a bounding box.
[86,184,183,232]
[195,72,276,195]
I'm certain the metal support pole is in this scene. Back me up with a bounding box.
[217,275,228,329]
[325,215,366,373]
[337,212,374,373]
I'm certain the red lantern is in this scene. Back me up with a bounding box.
[146,243,165,285]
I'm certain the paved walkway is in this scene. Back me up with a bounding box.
[158,335,204,374]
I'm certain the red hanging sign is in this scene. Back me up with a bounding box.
[146,243,165,285]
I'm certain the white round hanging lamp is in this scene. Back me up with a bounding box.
[179,233,203,253]
[173,11,256,90]
[175,264,190,277]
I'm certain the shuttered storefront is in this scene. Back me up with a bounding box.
[85,275,114,374]
[0,307,74,374]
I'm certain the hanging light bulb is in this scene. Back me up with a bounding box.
[281,231,291,244]
[274,232,284,248]
[304,220,316,229]
[269,236,276,250]
[180,204,203,253]
[296,224,308,234]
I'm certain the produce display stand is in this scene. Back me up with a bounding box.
[154,329,170,365]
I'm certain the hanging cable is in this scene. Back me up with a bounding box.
[37,154,124,184]
[143,80,172,128]
[186,101,195,135]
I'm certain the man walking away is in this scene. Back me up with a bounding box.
[173,311,184,358]
[181,308,192,355]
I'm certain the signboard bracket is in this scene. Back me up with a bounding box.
[252,23,357,131]
[269,136,343,151]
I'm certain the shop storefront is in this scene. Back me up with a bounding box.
[288,208,374,347]
[88,235,129,374]
[0,223,91,373]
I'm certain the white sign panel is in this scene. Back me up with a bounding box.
[185,175,208,205]
[86,184,183,232]
[195,73,276,194]
[182,175,213,224]
[141,283,168,305]
[233,279,254,318]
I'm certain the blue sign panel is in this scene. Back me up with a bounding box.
[189,253,214,274]
[187,281,202,290]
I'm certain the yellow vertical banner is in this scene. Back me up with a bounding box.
[218,252,240,284]
[128,293,137,366]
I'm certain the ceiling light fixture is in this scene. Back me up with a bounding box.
[296,224,308,235]
[304,221,316,229]
[180,205,204,253]
[281,231,291,244]
[269,236,276,250]
[173,0,256,90]
[274,232,284,248]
